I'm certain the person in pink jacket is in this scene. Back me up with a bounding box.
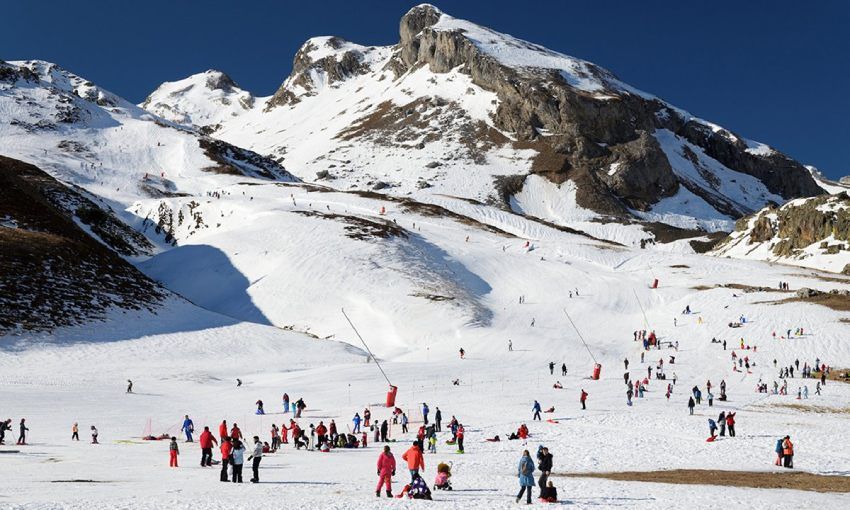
[376,445,396,498]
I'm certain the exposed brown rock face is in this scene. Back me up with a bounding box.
[0,156,166,334]
[268,4,823,230]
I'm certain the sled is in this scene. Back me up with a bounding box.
[546,419,559,424]
[0,450,21,454]
[706,435,717,442]
[445,440,456,445]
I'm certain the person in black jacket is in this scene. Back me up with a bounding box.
[434,408,442,432]
[537,446,553,497]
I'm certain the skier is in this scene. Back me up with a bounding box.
[376,445,396,498]
[532,400,542,421]
[126,380,133,393]
[199,426,217,466]
[459,348,465,359]
[580,390,588,410]
[168,436,179,467]
[231,440,245,483]
[71,423,79,441]
[248,436,263,483]
[687,397,695,415]
[516,450,535,504]
[90,425,99,444]
[16,418,28,445]
[402,442,425,481]
[353,413,362,434]
[434,407,442,432]
[181,415,194,442]
[219,437,232,482]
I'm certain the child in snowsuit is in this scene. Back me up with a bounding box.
[434,462,452,490]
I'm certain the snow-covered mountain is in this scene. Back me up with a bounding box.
[142,4,825,247]
[713,192,850,274]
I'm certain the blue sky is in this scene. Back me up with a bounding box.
[3,0,847,179]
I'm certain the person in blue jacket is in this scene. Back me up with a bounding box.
[532,400,542,421]
[516,450,536,504]
[708,419,717,438]
[353,413,362,434]
[422,403,430,425]
[181,415,194,442]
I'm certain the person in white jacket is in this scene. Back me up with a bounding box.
[248,436,263,483]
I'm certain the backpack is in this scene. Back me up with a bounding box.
[522,458,533,475]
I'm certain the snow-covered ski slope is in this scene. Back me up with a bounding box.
[4,170,850,508]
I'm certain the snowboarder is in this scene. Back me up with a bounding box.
[90,425,99,444]
[181,415,194,442]
[376,445,396,497]
[516,450,535,504]
[580,390,588,410]
[248,436,263,483]
[169,436,179,467]
[532,400,542,421]
[199,426,217,466]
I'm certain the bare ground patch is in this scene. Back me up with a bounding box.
[691,283,786,293]
[562,469,850,493]
[765,293,850,313]
[759,403,850,414]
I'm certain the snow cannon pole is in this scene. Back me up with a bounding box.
[632,289,652,331]
[341,308,393,388]
[562,309,600,380]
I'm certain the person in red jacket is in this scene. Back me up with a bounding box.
[456,424,465,453]
[199,426,218,467]
[580,389,589,410]
[376,445,396,497]
[315,421,328,448]
[230,423,243,441]
[726,412,736,437]
[219,420,228,442]
[219,437,233,482]
[281,422,289,444]
[401,443,425,481]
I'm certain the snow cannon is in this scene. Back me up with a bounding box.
[592,363,602,380]
[651,279,659,289]
[386,385,398,407]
